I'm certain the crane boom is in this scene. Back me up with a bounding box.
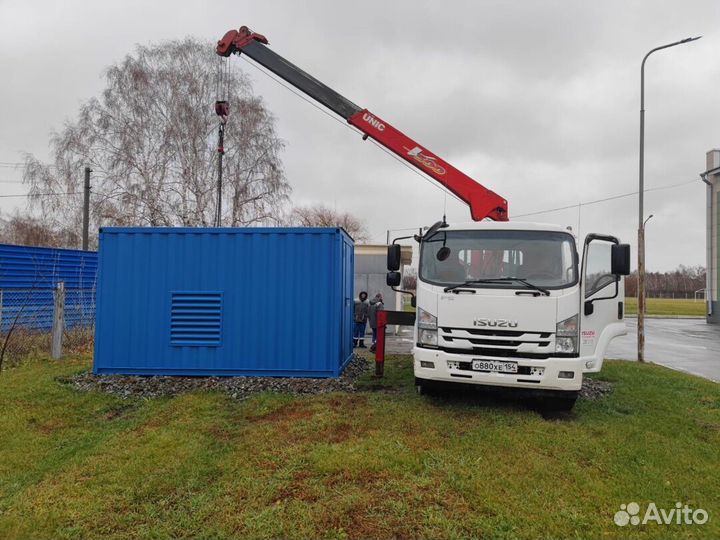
[217,26,508,222]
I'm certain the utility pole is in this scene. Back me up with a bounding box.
[82,167,91,250]
[638,36,700,363]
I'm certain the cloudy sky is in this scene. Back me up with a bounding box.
[1,0,718,270]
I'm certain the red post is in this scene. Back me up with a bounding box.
[375,310,387,377]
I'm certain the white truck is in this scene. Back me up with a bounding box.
[387,220,630,409]
[217,26,631,409]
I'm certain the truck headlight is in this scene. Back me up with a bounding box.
[419,328,438,347]
[555,314,578,354]
[417,308,438,348]
[417,308,437,330]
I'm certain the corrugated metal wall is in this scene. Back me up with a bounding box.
[0,244,97,332]
[94,227,354,377]
[0,243,97,289]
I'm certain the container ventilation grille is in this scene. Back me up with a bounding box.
[170,292,222,346]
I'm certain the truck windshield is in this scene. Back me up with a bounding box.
[420,230,577,289]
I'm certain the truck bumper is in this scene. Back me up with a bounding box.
[413,347,583,392]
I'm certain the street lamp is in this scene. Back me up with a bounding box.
[638,36,701,363]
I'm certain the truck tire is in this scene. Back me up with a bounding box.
[415,377,436,396]
[542,393,578,412]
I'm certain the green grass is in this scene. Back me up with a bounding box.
[1,354,719,539]
[624,297,706,317]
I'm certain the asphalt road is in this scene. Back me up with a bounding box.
[380,318,720,382]
[606,318,720,382]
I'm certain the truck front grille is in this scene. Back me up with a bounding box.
[438,327,553,359]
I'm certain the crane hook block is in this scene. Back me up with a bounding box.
[215,100,229,118]
[217,26,269,57]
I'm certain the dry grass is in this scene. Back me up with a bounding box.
[0,354,718,539]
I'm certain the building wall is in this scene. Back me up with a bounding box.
[354,244,413,314]
[706,149,720,323]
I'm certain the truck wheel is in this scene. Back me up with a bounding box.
[415,377,435,396]
[542,393,578,412]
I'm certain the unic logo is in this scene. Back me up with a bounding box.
[361,112,385,131]
[614,502,709,527]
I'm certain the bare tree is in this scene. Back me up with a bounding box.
[625,265,706,298]
[23,37,290,245]
[402,267,417,291]
[0,212,79,248]
[288,204,370,242]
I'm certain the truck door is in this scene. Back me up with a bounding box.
[580,234,625,372]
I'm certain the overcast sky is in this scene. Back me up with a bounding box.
[1,0,718,271]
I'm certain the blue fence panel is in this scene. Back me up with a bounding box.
[0,243,97,290]
[0,244,98,333]
[0,288,96,334]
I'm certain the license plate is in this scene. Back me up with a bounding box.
[472,360,518,373]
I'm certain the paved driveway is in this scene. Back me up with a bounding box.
[606,318,720,382]
[382,318,720,382]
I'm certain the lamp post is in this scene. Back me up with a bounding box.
[638,36,701,363]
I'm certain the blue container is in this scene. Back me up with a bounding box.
[93,227,354,377]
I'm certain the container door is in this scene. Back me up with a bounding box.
[340,237,354,366]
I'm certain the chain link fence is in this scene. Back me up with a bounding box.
[0,286,96,369]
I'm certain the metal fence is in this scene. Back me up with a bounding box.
[0,286,96,368]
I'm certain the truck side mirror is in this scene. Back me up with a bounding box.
[386,271,401,287]
[387,244,401,271]
[611,244,631,275]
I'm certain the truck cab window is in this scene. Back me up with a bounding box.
[584,240,616,298]
[421,230,578,289]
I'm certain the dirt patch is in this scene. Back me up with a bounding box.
[273,470,317,503]
[102,403,135,421]
[258,402,316,423]
[26,416,66,435]
[65,355,371,400]
[321,422,355,444]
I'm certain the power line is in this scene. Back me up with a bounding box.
[0,192,80,199]
[513,180,697,218]
[0,161,57,169]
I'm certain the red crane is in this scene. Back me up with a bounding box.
[217,26,508,222]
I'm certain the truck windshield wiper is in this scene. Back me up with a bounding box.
[444,277,550,296]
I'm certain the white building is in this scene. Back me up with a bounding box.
[704,149,720,324]
[354,244,412,312]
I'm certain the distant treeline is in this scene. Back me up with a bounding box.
[625,265,706,299]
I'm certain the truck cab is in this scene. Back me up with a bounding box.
[402,221,630,408]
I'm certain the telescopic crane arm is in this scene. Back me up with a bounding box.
[217,26,508,222]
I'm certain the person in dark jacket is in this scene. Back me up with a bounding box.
[368,293,384,352]
[353,291,369,348]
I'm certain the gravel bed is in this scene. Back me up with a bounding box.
[579,378,614,400]
[65,355,613,403]
[65,354,371,400]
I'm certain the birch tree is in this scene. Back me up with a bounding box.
[23,37,290,246]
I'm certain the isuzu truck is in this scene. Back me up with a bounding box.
[217,26,631,409]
